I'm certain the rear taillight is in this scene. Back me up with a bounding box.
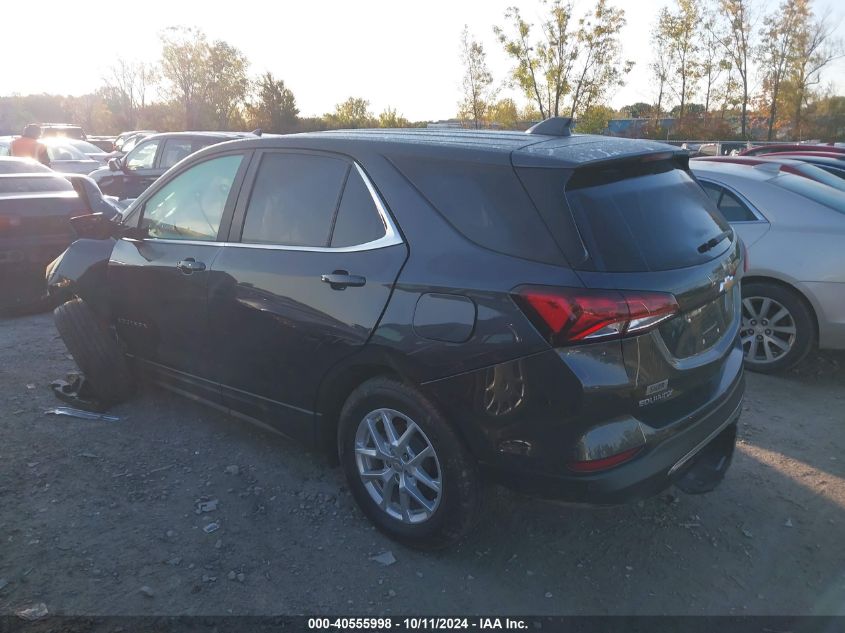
[513,286,679,346]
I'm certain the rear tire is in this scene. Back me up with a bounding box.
[741,281,814,374]
[53,298,133,404]
[338,377,484,550]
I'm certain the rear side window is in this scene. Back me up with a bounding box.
[391,156,564,265]
[699,182,757,222]
[160,139,194,169]
[241,153,348,247]
[330,168,386,247]
[565,160,732,272]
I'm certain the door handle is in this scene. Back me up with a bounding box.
[321,271,366,290]
[176,258,206,274]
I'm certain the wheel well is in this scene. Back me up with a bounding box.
[742,275,819,341]
[315,364,402,464]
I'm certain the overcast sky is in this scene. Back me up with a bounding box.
[3,0,843,121]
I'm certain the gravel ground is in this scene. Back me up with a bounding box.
[0,311,843,616]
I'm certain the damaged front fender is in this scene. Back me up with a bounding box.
[46,237,117,319]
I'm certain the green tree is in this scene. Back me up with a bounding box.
[494,1,576,118]
[458,26,496,128]
[326,97,373,128]
[576,104,615,133]
[567,0,633,117]
[621,102,655,118]
[247,72,299,133]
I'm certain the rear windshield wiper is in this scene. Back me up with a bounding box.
[697,230,732,253]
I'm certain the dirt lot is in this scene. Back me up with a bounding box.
[0,311,843,617]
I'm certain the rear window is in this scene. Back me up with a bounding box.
[391,155,564,265]
[772,173,845,214]
[564,159,732,272]
[0,176,73,194]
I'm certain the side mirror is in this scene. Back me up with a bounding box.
[108,157,121,172]
[70,212,122,240]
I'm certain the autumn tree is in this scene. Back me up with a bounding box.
[206,40,250,130]
[715,0,755,137]
[655,0,701,119]
[458,26,496,128]
[488,98,520,129]
[326,97,372,128]
[246,72,298,133]
[378,107,411,128]
[576,104,616,133]
[159,27,210,129]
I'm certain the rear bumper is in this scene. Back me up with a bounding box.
[480,370,743,504]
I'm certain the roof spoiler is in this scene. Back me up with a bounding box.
[525,116,574,137]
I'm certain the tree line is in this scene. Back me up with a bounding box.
[460,0,843,140]
[0,26,418,136]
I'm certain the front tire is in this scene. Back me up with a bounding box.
[740,281,814,373]
[338,377,483,549]
[53,298,133,404]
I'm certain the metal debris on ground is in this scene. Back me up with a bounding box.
[370,550,397,566]
[203,522,220,534]
[16,603,48,621]
[785,518,794,528]
[45,407,120,422]
[225,465,240,475]
[195,499,219,514]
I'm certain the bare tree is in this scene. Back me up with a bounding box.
[459,26,496,128]
[786,7,844,139]
[716,0,755,137]
[103,59,156,129]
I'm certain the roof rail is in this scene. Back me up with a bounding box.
[525,116,574,137]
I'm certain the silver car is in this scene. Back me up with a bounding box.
[691,159,845,372]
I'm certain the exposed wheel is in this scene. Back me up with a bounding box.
[338,377,483,549]
[740,281,814,373]
[53,298,133,404]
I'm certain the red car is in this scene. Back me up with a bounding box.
[740,143,845,157]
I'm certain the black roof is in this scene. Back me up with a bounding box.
[207,128,682,168]
[144,131,257,142]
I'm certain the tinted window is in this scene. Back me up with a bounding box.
[393,156,564,265]
[125,140,159,170]
[160,139,194,169]
[241,153,348,247]
[566,161,732,272]
[0,176,72,194]
[330,168,386,247]
[773,173,845,214]
[140,154,243,240]
[717,189,757,221]
[45,143,88,161]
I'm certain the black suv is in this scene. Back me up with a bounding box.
[89,131,256,200]
[47,119,745,548]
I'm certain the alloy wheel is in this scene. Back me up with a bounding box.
[354,408,442,524]
[741,295,797,365]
